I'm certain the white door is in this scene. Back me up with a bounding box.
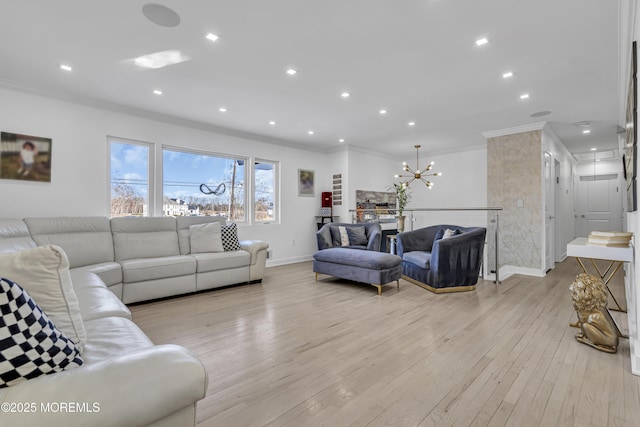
[544,152,555,272]
[575,173,623,236]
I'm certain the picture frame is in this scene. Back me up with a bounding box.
[298,169,315,197]
[626,41,637,212]
[0,131,52,182]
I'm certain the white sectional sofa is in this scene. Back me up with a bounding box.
[20,216,268,303]
[0,216,269,426]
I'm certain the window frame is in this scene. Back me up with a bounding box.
[107,136,155,217]
[253,158,280,224]
[161,145,249,223]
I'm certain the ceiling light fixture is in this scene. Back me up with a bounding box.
[341,92,351,98]
[591,147,597,151]
[394,145,442,189]
[502,71,513,78]
[268,121,276,125]
[475,37,489,46]
[520,93,530,99]
[308,130,314,135]
[338,139,345,143]
[219,107,227,113]
[582,129,591,134]
[133,50,190,69]
[58,63,73,72]
[408,121,416,127]
[379,109,388,115]
[153,89,163,95]
[285,68,297,76]
[205,33,219,42]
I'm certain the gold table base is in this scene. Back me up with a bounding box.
[572,257,627,339]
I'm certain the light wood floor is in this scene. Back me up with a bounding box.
[130,260,640,427]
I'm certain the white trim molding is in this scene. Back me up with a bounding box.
[482,122,546,139]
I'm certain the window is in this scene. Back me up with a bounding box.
[109,139,152,217]
[162,147,246,221]
[254,160,278,223]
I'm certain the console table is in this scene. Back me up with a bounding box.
[567,237,633,337]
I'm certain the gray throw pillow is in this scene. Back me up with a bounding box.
[346,226,368,246]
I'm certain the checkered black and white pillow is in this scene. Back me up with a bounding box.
[221,223,241,251]
[0,277,83,388]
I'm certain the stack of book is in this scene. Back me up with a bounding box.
[587,231,633,247]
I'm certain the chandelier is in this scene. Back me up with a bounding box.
[394,144,442,188]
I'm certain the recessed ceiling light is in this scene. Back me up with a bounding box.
[133,50,190,69]
[475,37,489,46]
[219,107,227,113]
[58,63,72,72]
[268,121,276,125]
[341,92,351,98]
[338,138,345,143]
[408,121,416,126]
[308,130,315,135]
[591,147,597,151]
[596,159,601,162]
[286,68,297,76]
[502,71,513,78]
[153,89,163,95]
[379,109,388,115]
[520,93,530,100]
[205,33,219,42]
[582,129,591,134]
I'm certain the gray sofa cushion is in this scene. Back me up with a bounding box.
[111,217,179,261]
[0,219,36,253]
[176,216,226,255]
[191,251,250,272]
[403,251,431,269]
[25,217,115,268]
[313,247,401,270]
[120,255,196,283]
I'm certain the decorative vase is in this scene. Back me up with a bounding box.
[396,215,406,233]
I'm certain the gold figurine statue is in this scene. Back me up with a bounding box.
[569,273,618,353]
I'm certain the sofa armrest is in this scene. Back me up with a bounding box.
[366,227,382,251]
[316,224,333,250]
[0,345,207,427]
[239,240,269,281]
[430,229,486,285]
[397,226,439,257]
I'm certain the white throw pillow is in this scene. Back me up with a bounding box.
[338,226,350,246]
[0,245,87,352]
[189,222,224,253]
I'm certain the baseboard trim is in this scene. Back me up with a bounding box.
[498,265,546,280]
[266,255,312,268]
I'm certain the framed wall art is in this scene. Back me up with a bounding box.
[298,169,314,197]
[625,41,637,211]
[0,132,52,183]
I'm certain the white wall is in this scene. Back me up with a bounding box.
[403,146,488,230]
[0,87,327,266]
[542,126,577,261]
[620,0,640,375]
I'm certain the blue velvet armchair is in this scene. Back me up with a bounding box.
[316,222,382,251]
[396,224,486,293]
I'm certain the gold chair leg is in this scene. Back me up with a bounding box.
[396,279,400,289]
[372,284,382,295]
[315,272,319,281]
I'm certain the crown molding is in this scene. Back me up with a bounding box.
[541,123,575,161]
[481,122,546,139]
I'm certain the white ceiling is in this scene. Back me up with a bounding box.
[0,1,621,159]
